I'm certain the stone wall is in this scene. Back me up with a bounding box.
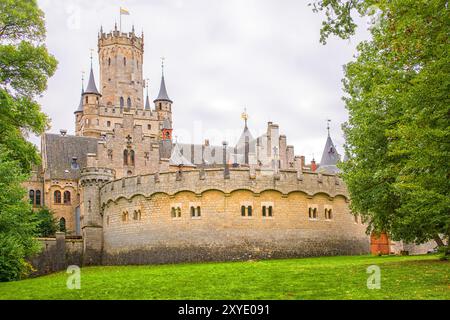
[30,232,83,276]
[100,168,370,265]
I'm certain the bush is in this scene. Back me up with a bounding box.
[34,207,58,237]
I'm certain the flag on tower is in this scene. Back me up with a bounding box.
[120,7,130,15]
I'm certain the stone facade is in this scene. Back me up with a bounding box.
[24,23,381,270]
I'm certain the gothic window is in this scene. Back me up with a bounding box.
[127,97,132,108]
[241,205,246,217]
[63,191,71,204]
[35,190,41,206]
[120,97,124,109]
[130,150,135,166]
[54,190,61,204]
[59,218,66,232]
[159,102,162,109]
[123,150,128,165]
[108,57,111,66]
[123,57,127,66]
[247,206,253,217]
[29,190,35,205]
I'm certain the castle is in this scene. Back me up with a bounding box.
[26,25,371,266]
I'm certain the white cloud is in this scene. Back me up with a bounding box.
[34,0,370,163]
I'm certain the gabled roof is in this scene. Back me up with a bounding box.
[169,143,196,167]
[84,67,101,95]
[154,75,172,103]
[43,133,99,180]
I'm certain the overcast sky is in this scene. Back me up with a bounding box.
[34,0,370,163]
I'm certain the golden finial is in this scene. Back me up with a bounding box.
[241,108,249,128]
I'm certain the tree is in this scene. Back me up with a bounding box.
[0,0,58,280]
[311,0,450,255]
[0,149,40,281]
[34,207,58,238]
[0,0,57,173]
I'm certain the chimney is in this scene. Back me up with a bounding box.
[204,139,210,147]
[311,159,317,172]
[60,129,67,136]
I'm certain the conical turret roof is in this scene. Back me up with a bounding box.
[84,66,101,96]
[319,134,341,174]
[154,75,172,103]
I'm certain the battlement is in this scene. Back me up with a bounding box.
[98,104,157,120]
[100,168,348,206]
[98,30,143,51]
[80,167,115,186]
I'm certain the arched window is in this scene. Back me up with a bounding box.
[35,190,41,206]
[197,206,201,217]
[241,205,246,217]
[59,218,66,232]
[29,190,35,205]
[123,57,127,66]
[108,57,111,66]
[54,190,61,204]
[120,97,124,109]
[127,97,132,108]
[63,191,71,204]
[191,207,196,217]
[247,206,253,217]
[85,96,88,104]
[130,150,135,166]
[123,150,128,165]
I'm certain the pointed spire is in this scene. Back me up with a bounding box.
[169,143,195,167]
[84,52,101,96]
[145,79,151,110]
[76,72,85,113]
[154,57,173,103]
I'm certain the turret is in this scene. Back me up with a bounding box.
[79,165,115,265]
[154,58,173,122]
[98,27,144,110]
[79,63,102,138]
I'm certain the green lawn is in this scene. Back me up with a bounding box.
[0,255,448,300]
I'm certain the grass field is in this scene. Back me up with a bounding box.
[0,255,448,300]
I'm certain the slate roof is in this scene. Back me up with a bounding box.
[75,88,84,113]
[154,75,172,103]
[84,67,101,95]
[145,93,151,110]
[318,135,341,174]
[44,133,99,180]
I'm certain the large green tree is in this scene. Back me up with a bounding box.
[0,0,57,172]
[0,0,57,280]
[312,0,449,253]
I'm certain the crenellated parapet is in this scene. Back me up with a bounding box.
[80,167,116,187]
[100,168,348,206]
